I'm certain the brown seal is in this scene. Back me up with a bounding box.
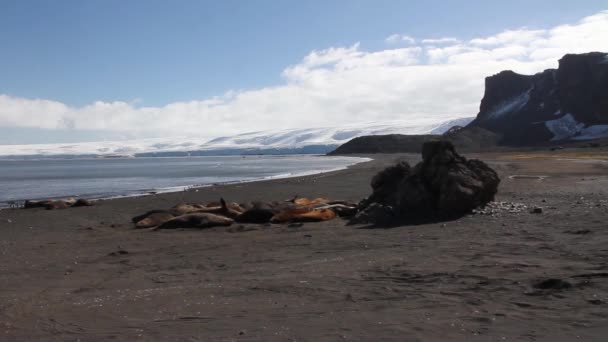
[132,210,176,229]
[271,207,336,223]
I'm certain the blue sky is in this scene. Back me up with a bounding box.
[1,1,607,144]
[1,0,606,106]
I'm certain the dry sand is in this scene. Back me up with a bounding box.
[1,150,608,341]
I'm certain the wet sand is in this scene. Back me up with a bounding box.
[1,150,608,341]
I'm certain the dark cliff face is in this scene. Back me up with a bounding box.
[469,52,608,145]
[557,53,608,125]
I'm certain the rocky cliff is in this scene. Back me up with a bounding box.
[468,52,608,145]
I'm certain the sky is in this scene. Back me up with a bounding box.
[1,0,607,144]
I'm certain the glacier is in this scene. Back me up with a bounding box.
[0,117,474,158]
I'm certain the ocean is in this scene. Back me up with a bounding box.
[0,155,368,207]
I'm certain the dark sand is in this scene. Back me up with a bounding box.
[1,150,608,341]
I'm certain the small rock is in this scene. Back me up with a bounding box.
[108,250,129,256]
[564,229,591,235]
[530,207,543,214]
[288,222,304,228]
[533,278,572,290]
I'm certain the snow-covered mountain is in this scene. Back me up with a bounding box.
[0,117,473,158]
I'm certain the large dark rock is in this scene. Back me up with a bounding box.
[469,52,608,145]
[354,141,499,224]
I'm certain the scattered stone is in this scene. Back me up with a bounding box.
[531,207,543,214]
[108,250,129,256]
[288,222,304,228]
[472,201,528,216]
[351,203,395,225]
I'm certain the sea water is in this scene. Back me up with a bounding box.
[0,155,368,207]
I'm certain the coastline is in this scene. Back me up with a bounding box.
[0,154,373,209]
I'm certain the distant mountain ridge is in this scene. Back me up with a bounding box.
[468,52,608,145]
[0,118,473,158]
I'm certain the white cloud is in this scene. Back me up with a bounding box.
[385,34,416,45]
[422,37,461,45]
[1,10,608,143]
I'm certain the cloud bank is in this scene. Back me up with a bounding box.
[1,10,607,143]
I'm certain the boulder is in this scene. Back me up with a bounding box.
[354,141,500,224]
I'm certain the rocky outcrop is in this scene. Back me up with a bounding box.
[328,126,500,155]
[353,141,499,224]
[469,52,608,145]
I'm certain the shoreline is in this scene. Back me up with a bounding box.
[0,155,373,209]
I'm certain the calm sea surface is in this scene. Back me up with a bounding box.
[0,155,368,206]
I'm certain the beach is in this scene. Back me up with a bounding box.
[1,150,608,341]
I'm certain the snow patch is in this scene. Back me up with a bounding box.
[546,113,608,141]
[573,125,608,140]
[0,118,474,157]
[428,117,475,134]
[545,114,585,141]
[486,88,531,119]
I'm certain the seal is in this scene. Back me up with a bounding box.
[24,198,93,210]
[271,207,336,223]
[156,213,234,229]
[132,210,176,228]
[191,198,243,219]
[236,202,278,223]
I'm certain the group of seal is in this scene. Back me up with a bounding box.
[23,198,94,210]
[132,196,358,230]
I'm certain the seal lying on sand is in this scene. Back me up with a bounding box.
[132,210,176,229]
[24,198,93,210]
[132,199,246,229]
[170,199,244,218]
[131,196,357,229]
[271,207,337,223]
[156,213,234,229]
